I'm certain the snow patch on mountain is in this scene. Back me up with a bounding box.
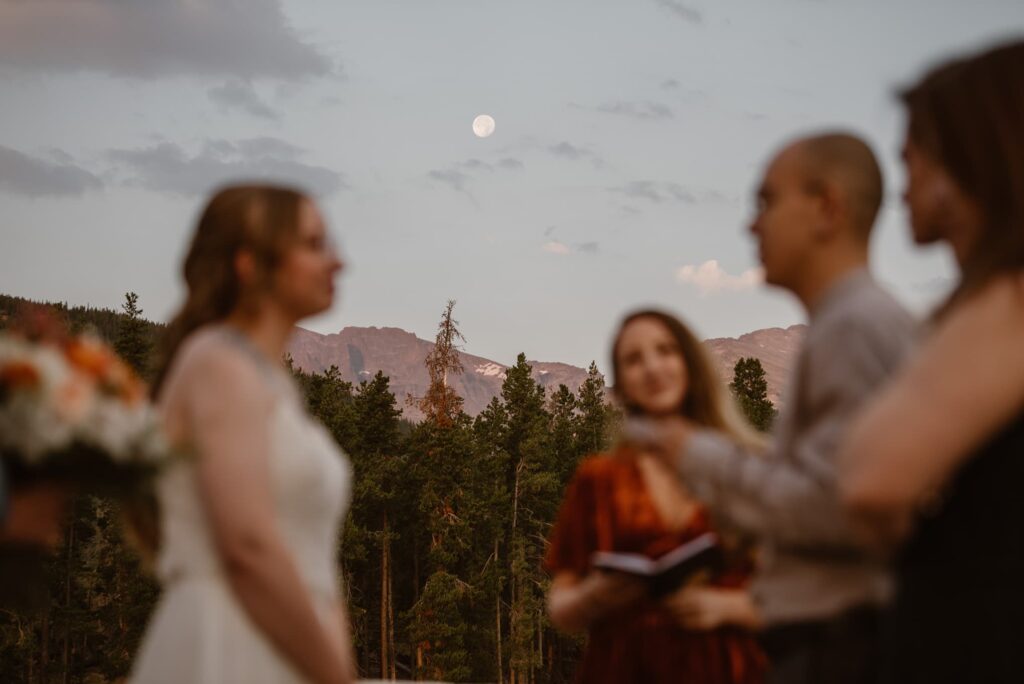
[475,362,507,378]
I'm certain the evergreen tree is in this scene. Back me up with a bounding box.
[547,385,579,484]
[406,301,505,681]
[406,414,495,681]
[575,362,613,458]
[348,372,404,679]
[409,571,474,682]
[473,397,508,456]
[415,301,466,427]
[308,365,359,452]
[114,292,151,378]
[730,357,776,431]
[497,355,560,684]
[354,371,402,456]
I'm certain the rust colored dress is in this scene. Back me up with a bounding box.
[545,449,766,684]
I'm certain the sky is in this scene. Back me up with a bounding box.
[2,0,1022,373]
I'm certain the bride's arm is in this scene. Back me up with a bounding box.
[183,349,354,684]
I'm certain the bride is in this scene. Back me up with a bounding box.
[132,185,355,684]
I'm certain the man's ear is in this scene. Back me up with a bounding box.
[814,180,843,240]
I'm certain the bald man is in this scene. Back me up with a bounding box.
[636,133,916,684]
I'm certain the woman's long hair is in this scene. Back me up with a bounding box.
[900,39,1024,309]
[132,184,306,561]
[611,310,765,451]
[151,184,307,398]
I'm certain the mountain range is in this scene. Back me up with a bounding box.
[287,324,806,420]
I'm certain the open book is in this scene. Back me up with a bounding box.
[590,532,723,598]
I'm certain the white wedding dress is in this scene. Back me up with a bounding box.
[132,328,352,684]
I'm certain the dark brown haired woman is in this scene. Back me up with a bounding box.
[839,39,1024,684]
[545,310,766,683]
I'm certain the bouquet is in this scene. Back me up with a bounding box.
[0,329,171,495]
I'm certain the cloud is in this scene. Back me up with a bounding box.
[428,156,522,193]
[208,80,279,120]
[496,157,524,170]
[675,260,763,295]
[547,140,605,166]
[0,146,103,197]
[542,240,599,256]
[47,148,76,164]
[609,181,735,206]
[230,137,305,160]
[0,0,335,80]
[592,100,674,120]
[546,141,604,170]
[610,180,696,204]
[548,142,590,161]
[109,138,345,197]
[428,168,471,192]
[661,78,681,90]
[653,0,703,24]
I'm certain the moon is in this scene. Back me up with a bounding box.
[472,114,496,138]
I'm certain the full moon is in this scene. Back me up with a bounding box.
[472,114,496,138]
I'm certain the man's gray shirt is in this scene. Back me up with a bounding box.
[681,268,916,625]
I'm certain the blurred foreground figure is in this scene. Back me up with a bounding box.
[0,480,68,612]
[633,132,916,684]
[0,305,170,613]
[546,310,766,683]
[131,185,355,684]
[840,39,1024,684]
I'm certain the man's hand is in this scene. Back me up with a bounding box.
[622,415,696,468]
[664,585,759,631]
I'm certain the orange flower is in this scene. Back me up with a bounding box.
[117,371,146,405]
[0,360,41,390]
[65,338,114,381]
[104,357,146,403]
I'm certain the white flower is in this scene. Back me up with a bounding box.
[0,332,173,474]
[0,341,76,460]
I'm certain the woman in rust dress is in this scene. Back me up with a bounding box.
[546,310,766,683]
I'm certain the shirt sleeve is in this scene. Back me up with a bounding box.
[544,463,600,577]
[680,303,916,549]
